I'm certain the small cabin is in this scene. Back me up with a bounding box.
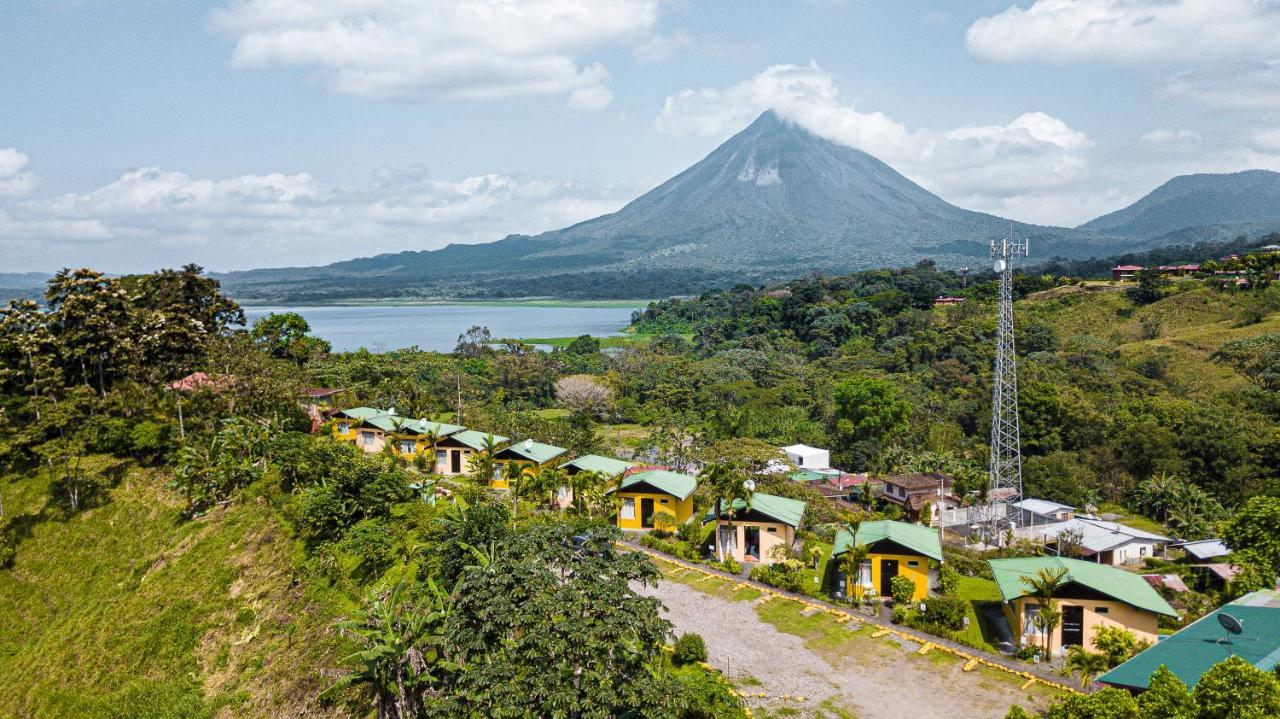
[608,469,697,531]
[492,439,568,489]
[433,429,508,476]
[702,492,806,565]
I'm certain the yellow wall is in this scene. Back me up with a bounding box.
[868,552,931,601]
[716,520,795,564]
[490,458,554,490]
[615,492,693,530]
[1006,597,1161,656]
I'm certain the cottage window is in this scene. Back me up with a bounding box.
[338,422,350,434]
[1095,607,1109,614]
[620,498,636,520]
[1022,604,1040,638]
[907,560,920,568]
[359,431,375,446]
[399,440,416,454]
[766,527,777,533]
[659,498,669,504]
[435,450,446,469]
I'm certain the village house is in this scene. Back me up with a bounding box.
[932,296,966,307]
[491,439,568,489]
[433,429,508,476]
[1100,589,1280,692]
[702,492,806,565]
[989,556,1177,657]
[781,443,831,470]
[608,469,697,531]
[1011,498,1076,526]
[1016,516,1170,566]
[1173,538,1230,563]
[331,407,469,462]
[1111,264,1144,281]
[555,454,637,509]
[879,472,959,524]
[832,519,942,601]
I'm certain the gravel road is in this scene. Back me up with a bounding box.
[638,579,1048,718]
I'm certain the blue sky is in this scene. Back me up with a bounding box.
[4,0,1280,272]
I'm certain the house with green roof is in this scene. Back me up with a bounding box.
[989,556,1178,657]
[1099,589,1280,692]
[700,492,806,565]
[607,469,697,531]
[433,429,509,476]
[832,520,943,601]
[331,407,469,463]
[491,439,569,490]
[560,454,636,477]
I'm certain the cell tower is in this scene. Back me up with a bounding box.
[985,225,1028,544]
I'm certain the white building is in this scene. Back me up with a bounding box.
[1012,498,1076,526]
[781,444,830,470]
[1174,538,1231,562]
[1015,517,1170,566]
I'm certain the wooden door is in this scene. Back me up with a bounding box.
[880,558,899,597]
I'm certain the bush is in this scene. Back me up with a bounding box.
[889,574,915,605]
[676,520,702,545]
[891,605,910,624]
[912,595,966,634]
[750,562,806,594]
[937,562,960,595]
[672,632,707,666]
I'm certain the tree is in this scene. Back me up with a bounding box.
[45,268,132,393]
[1211,333,1280,393]
[1220,496,1280,575]
[1042,687,1139,719]
[465,434,502,489]
[1021,566,1069,659]
[454,325,492,358]
[836,538,869,600]
[502,459,537,523]
[1062,645,1110,689]
[1137,665,1196,719]
[554,374,614,418]
[437,525,677,718]
[1127,268,1168,305]
[1192,655,1280,719]
[564,334,600,355]
[251,311,330,364]
[700,460,751,563]
[1227,549,1278,598]
[321,582,451,719]
[1092,626,1143,669]
[832,375,909,465]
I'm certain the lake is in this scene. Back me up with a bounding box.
[243,303,643,353]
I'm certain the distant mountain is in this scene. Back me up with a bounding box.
[1077,170,1280,239]
[218,115,1280,301]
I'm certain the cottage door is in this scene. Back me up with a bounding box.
[879,559,899,597]
[640,498,655,528]
[450,450,462,474]
[1061,606,1084,647]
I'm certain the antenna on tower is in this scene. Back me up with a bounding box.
[984,224,1029,546]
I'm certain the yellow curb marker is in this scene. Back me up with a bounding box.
[963,658,979,672]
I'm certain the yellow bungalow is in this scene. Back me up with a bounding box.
[557,454,637,509]
[608,469,696,531]
[832,520,942,602]
[332,407,395,452]
[491,439,568,490]
[702,492,806,565]
[990,556,1177,657]
[433,429,509,476]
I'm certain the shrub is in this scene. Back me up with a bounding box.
[889,574,915,605]
[937,562,960,595]
[652,509,677,534]
[913,595,966,634]
[676,520,702,545]
[750,562,805,594]
[672,632,708,666]
[891,605,910,624]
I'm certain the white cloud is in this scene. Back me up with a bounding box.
[631,31,695,63]
[1141,129,1202,145]
[965,0,1280,64]
[210,0,659,108]
[0,161,629,272]
[656,63,1094,219]
[0,148,35,197]
[1161,61,1280,108]
[566,84,614,113]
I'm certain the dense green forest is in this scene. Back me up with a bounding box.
[2,244,1280,718]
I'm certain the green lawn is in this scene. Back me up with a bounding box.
[952,574,1004,652]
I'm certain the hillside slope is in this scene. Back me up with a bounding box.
[0,461,351,719]
[1077,170,1280,239]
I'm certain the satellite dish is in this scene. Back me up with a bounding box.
[524,438,534,451]
[743,479,756,492]
[994,258,1006,273]
[1218,613,1244,636]
[389,406,396,415]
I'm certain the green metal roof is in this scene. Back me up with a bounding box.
[988,556,1178,617]
[446,429,509,452]
[560,454,636,476]
[362,414,399,432]
[612,470,697,501]
[1100,590,1280,691]
[399,418,465,437]
[497,440,568,465]
[832,520,943,562]
[336,406,386,421]
[700,492,806,528]
[789,469,827,482]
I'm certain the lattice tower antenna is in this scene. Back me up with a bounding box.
[986,224,1028,545]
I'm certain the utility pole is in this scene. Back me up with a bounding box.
[985,224,1028,546]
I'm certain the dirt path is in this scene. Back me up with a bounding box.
[639,579,1050,718]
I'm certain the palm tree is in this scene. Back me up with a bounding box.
[568,469,603,515]
[466,434,502,488]
[321,582,451,719]
[836,526,869,601]
[532,465,569,511]
[502,460,536,525]
[702,460,750,562]
[1062,645,1109,689]
[1020,566,1069,660]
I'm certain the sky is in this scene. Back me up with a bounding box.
[5,0,1280,273]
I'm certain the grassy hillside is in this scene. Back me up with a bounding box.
[0,459,352,719]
